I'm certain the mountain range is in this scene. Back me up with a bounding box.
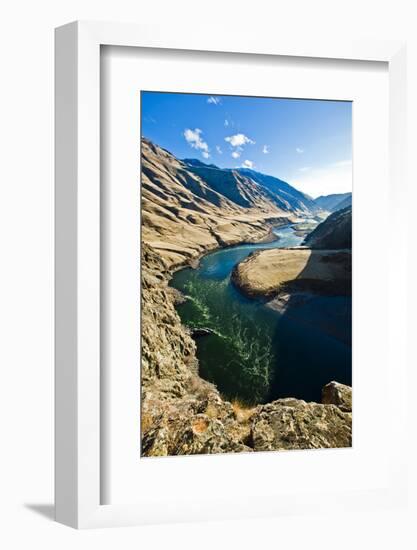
[141,138,322,268]
[315,192,352,213]
[180,159,320,214]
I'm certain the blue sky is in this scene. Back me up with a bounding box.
[141,91,352,198]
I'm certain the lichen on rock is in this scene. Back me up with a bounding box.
[249,397,352,451]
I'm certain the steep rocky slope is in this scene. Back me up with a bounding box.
[251,391,351,451]
[303,206,352,249]
[238,168,320,214]
[141,243,252,455]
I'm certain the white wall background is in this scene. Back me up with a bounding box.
[0,0,415,548]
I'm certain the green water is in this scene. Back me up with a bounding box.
[171,224,352,405]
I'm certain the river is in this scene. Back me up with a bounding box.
[170,223,352,405]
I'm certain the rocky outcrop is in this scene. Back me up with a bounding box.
[142,392,252,456]
[141,243,197,396]
[231,248,351,298]
[250,396,352,451]
[322,381,352,412]
[303,207,352,250]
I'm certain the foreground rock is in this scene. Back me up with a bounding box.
[231,248,351,298]
[322,381,352,412]
[250,397,352,451]
[142,392,252,456]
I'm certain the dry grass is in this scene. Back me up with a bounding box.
[205,403,219,419]
[192,417,209,434]
[234,248,350,298]
[187,374,215,400]
[232,400,256,424]
[141,411,154,435]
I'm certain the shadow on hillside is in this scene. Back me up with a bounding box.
[282,249,352,296]
[267,249,352,403]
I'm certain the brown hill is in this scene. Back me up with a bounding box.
[231,248,351,298]
[141,138,300,268]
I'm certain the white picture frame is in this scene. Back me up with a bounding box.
[55,20,407,529]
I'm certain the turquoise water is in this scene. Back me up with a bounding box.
[171,224,352,405]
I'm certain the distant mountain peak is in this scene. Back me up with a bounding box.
[315,192,352,213]
[182,158,220,170]
[142,138,322,215]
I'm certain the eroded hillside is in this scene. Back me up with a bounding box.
[141,138,305,268]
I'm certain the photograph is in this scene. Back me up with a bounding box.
[0,2,409,541]
[140,91,352,457]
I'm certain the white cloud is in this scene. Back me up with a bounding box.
[299,166,310,172]
[216,145,223,154]
[241,159,254,169]
[231,150,241,159]
[225,133,255,147]
[296,147,304,154]
[207,96,221,105]
[224,119,229,127]
[183,128,210,158]
[262,145,270,154]
[292,160,352,198]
